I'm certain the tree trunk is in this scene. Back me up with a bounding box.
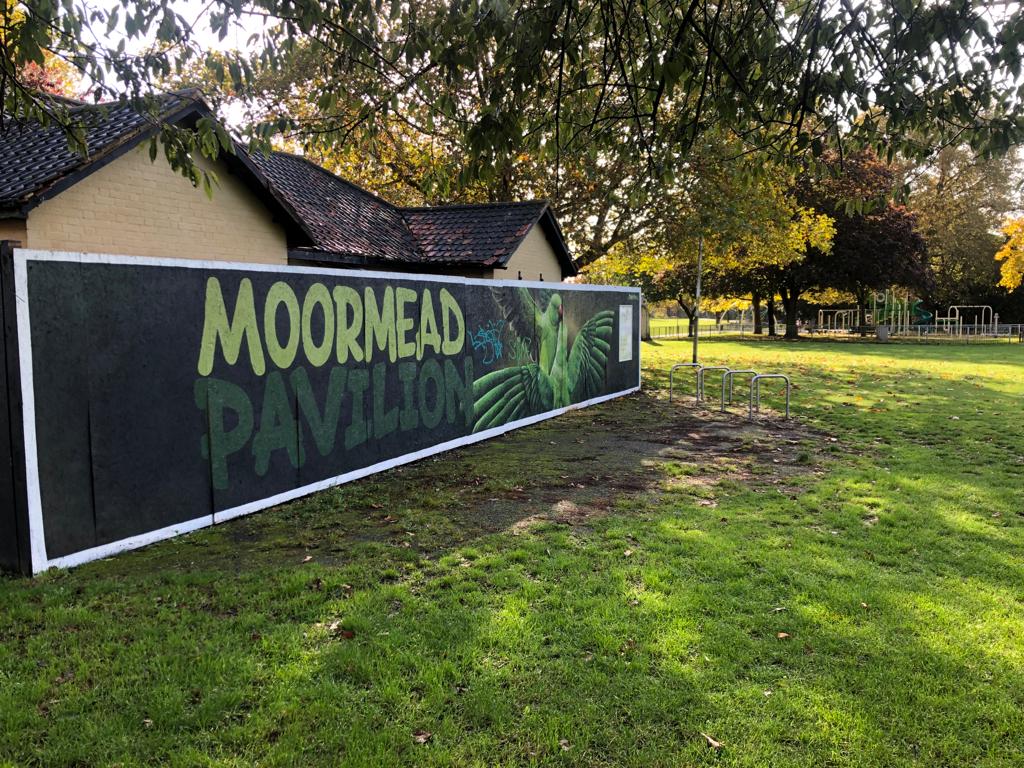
[751,292,763,335]
[767,296,777,337]
[678,299,696,338]
[781,285,800,339]
[856,289,868,337]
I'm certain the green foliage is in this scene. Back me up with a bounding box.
[910,147,1021,305]
[5,0,1024,216]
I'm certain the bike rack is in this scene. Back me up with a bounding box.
[696,366,730,402]
[749,374,790,420]
[668,363,701,402]
[721,369,758,412]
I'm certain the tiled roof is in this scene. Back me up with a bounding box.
[0,93,192,209]
[250,151,419,263]
[253,151,563,271]
[402,202,547,266]
[0,97,573,275]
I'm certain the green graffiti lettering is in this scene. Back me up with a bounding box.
[332,285,363,364]
[398,361,419,431]
[197,277,265,376]
[301,283,334,367]
[195,377,253,490]
[395,287,417,360]
[252,371,302,475]
[292,366,347,457]
[344,368,370,450]
[417,289,441,360]
[418,358,444,429]
[372,362,398,439]
[445,357,474,426]
[364,286,396,363]
[264,281,300,369]
[440,288,464,355]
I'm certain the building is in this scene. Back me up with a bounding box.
[0,91,577,280]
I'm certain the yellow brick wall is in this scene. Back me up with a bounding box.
[0,218,27,246]
[26,144,288,264]
[504,224,565,282]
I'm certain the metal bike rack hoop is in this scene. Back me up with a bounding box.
[669,363,701,402]
[696,366,730,402]
[721,369,758,412]
[749,374,791,420]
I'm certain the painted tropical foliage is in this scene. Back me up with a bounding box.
[472,288,615,433]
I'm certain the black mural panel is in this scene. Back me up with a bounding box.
[14,254,641,567]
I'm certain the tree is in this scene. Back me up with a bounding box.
[996,219,1024,292]
[773,150,929,339]
[582,249,705,336]
[4,0,1024,195]
[909,147,1020,308]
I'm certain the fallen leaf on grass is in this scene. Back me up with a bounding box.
[413,730,432,744]
[623,549,634,557]
[700,732,722,750]
[770,606,786,613]
[142,718,153,728]
[301,555,313,563]
[559,739,571,751]
[777,632,791,639]
[860,602,869,609]
[327,621,356,640]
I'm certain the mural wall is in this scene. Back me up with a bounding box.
[0,248,641,573]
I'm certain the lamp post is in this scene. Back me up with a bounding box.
[692,235,703,364]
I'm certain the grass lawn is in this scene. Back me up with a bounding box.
[2,338,1023,767]
[649,316,720,336]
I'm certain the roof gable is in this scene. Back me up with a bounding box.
[0,94,193,210]
[0,92,314,247]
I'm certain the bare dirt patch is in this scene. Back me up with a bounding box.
[199,390,826,569]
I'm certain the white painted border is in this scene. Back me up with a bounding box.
[11,248,642,574]
[14,248,644,295]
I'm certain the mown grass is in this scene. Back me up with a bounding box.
[648,316,719,335]
[1,338,1023,767]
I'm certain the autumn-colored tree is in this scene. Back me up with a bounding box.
[20,54,84,99]
[996,219,1024,291]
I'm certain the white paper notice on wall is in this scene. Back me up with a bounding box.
[618,304,633,362]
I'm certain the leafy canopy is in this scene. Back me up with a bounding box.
[3,0,1024,186]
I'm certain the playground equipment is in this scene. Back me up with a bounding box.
[669,363,702,402]
[933,305,999,337]
[749,374,791,420]
[817,309,860,333]
[872,290,933,335]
